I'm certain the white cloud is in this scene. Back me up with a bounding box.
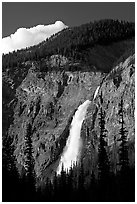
[2,21,67,54]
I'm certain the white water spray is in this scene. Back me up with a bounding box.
[57,100,91,174]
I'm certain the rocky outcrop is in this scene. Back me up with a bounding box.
[47,54,69,67]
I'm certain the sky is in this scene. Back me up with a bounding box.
[2,2,135,54]
[2,2,135,38]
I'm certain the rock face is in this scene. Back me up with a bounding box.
[9,62,102,177]
[81,54,135,172]
[48,54,69,67]
[9,54,135,182]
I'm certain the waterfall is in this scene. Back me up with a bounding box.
[57,100,91,174]
[93,86,100,100]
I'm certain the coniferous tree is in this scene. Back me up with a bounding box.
[23,123,36,201]
[45,177,53,201]
[98,93,109,182]
[97,92,110,200]
[67,164,74,200]
[112,135,118,174]
[77,161,85,200]
[118,98,129,174]
[88,171,97,201]
[52,172,59,200]
[2,135,21,201]
[117,98,134,201]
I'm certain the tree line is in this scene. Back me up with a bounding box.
[2,93,135,201]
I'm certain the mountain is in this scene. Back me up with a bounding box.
[2,19,135,201]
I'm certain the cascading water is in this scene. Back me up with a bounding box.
[93,86,100,100]
[57,100,91,174]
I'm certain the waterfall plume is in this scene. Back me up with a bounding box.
[57,100,91,174]
[93,86,100,100]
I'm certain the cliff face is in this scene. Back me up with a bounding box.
[8,53,135,181]
[81,54,135,172]
[9,62,102,177]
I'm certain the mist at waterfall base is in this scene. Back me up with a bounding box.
[57,100,91,174]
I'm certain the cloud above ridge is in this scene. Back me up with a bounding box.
[2,21,67,54]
